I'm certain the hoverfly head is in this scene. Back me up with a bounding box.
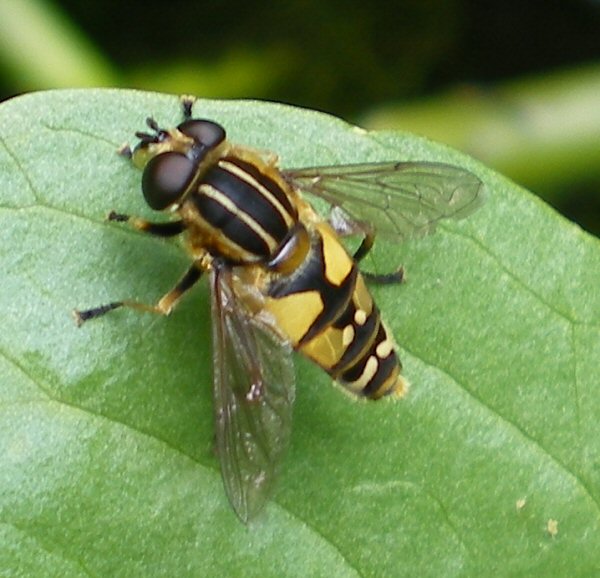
[133,118,226,212]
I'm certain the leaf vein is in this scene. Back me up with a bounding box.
[0,520,100,578]
[0,133,40,204]
[270,502,366,578]
[445,226,597,327]
[403,342,600,520]
[0,345,213,474]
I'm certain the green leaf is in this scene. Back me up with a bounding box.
[1,89,599,577]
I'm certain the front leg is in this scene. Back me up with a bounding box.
[118,94,197,161]
[108,211,186,237]
[74,210,197,325]
[180,94,196,120]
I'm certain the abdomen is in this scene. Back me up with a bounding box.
[264,222,407,399]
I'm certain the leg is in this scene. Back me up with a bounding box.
[339,226,404,285]
[352,231,375,262]
[362,268,404,285]
[119,96,197,160]
[108,211,185,237]
[344,228,404,284]
[328,207,376,263]
[180,95,196,120]
[328,209,403,283]
[73,264,203,326]
[120,95,197,160]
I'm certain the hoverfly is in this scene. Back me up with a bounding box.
[75,97,484,522]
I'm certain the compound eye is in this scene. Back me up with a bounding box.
[142,152,195,210]
[178,119,226,148]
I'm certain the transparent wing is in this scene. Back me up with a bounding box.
[285,162,485,241]
[210,264,295,523]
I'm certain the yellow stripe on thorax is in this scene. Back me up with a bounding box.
[199,183,278,252]
[218,159,295,228]
[181,202,258,263]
